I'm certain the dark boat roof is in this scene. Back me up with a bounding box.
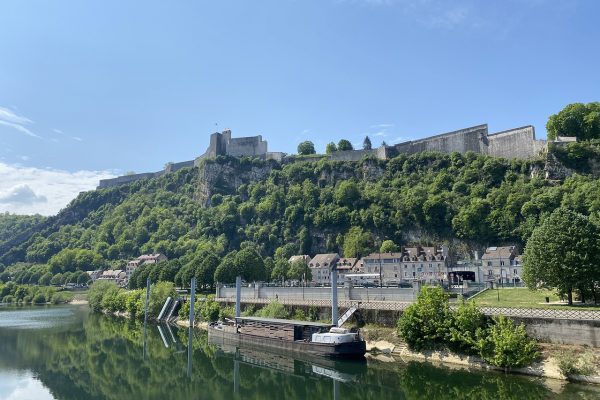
[235,316,333,328]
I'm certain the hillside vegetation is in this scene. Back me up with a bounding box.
[1,146,600,286]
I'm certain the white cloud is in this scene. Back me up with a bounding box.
[72,136,83,142]
[0,106,32,125]
[0,162,117,216]
[0,184,47,205]
[51,127,83,142]
[0,106,41,139]
[52,128,63,134]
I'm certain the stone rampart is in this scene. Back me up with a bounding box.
[393,124,487,156]
[486,126,546,160]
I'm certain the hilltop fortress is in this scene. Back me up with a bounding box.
[98,123,557,189]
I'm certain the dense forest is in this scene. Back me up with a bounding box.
[1,103,599,287]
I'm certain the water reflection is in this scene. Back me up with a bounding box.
[0,306,598,400]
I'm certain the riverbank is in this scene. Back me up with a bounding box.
[359,324,600,385]
[175,318,599,385]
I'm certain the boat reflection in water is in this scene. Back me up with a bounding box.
[209,333,367,399]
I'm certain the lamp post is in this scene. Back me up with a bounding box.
[378,252,383,288]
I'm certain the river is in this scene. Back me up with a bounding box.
[0,305,598,400]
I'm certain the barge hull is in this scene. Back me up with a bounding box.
[208,327,366,359]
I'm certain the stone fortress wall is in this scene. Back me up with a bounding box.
[97,123,552,189]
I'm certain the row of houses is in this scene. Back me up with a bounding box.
[87,253,168,287]
[289,246,523,286]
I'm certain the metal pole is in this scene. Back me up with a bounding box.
[144,277,151,325]
[189,277,196,327]
[331,267,338,326]
[187,326,193,378]
[235,276,241,318]
[378,252,383,288]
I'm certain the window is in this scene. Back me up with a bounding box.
[429,263,432,268]
[514,269,517,274]
[404,272,408,277]
[488,270,493,276]
[487,261,492,267]
[404,265,408,268]
[500,261,505,266]
[394,265,398,271]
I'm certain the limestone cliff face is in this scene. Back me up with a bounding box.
[195,158,276,205]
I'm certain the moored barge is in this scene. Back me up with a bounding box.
[208,316,366,358]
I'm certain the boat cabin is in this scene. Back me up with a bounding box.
[235,316,333,341]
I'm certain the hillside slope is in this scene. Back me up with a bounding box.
[2,150,600,283]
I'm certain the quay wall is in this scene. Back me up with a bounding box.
[216,286,417,302]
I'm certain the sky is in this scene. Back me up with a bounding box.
[0,0,599,215]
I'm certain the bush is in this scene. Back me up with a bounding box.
[258,300,289,319]
[50,291,74,304]
[33,293,46,304]
[199,296,221,322]
[101,284,122,312]
[88,281,117,312]
[126,289,145,318]
[148,281,176,319]
[219,305,236,321]
[556,349,597,377]
[448,300,486,354]
[475,315,538,369]
[397,286,451,351]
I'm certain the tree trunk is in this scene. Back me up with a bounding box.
[579,287,585,304]
[567,290,573,305]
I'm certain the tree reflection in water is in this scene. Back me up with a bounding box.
[0,307,598,400]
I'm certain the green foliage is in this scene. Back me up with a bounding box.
[343,226,373,258]
[523,208,600,304]
[214,248,266,283]
[448,300,486,354]
[380,240,399,253]
[555,349,597,377]
[325,142,337,154]
[88,281,118,312]
[475,315,538,369]
[363,136,372,150]
[48,248,106,274]
[148,281,176,319]
[258,300,289,319]
[337,139,353,151]
[287,259,311,281]
[397,286,452,351]
[33,293,46,304]
[297,141,316,155]
[546,102,600,140]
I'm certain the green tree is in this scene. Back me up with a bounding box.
[337,139,353,151]
[88,281,117,312]
[546,102,600,140]
[297,141,316,155]
[38,272,52,286]
[287,259,312,282]
[363,136,372,150]
[475,315,538,369]
[271,259,289,283]
[397,286,452,351]
[523,208,600,305]
[343,226,372,258]
[325,142,337,154]
[380,240,399,253]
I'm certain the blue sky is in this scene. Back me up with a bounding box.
[0,0,599,214]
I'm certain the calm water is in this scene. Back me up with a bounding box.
[0,306,598,400]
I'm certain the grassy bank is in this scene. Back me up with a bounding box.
[472,288,600,310]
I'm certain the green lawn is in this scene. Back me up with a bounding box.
[470,288,600,310]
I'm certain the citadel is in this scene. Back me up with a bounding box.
[98,123,566,189]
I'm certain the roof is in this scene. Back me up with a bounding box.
[336,258,358,269]
[288,255,311,264]
[363,252,404,261]
[235,316,333,328]
[481,246,517,259]
[309,253,339,267]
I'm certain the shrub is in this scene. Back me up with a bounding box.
[556,349,597,377]
[397,286,451,351]
[88,281,117,312]
[23,295,33,304]
[101,284,122,312]
[50,291,73,304]
[219,305,236,321]
[33,293,46,304]
[475,315,538,369]
[200,298,221,322]
[148,281,177,319]
[448,300,486,354]
[258,300,289,319]
[125,289,144,318]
